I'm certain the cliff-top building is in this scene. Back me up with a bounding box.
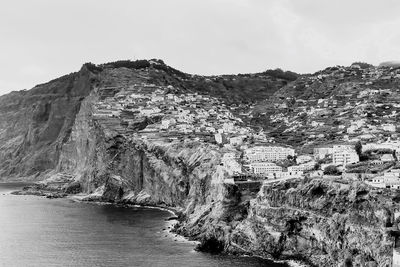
[249,162,282,176]
[245,146,295,163]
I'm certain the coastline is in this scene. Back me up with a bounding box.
[8,186,306,267]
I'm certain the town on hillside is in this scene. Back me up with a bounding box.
[91,63,400,191]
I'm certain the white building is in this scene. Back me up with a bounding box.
[289,161,316,172]
[215,133,227,144]
[382,124,396,132]
[381,154,395,162]
[332,146,359,166]
[363,140,400,159]
[285,166,304,177]
[245,146,295,163]
[369,170,400,189]
[249,162,282,177]
[230,136,245,146]
[205,126,216,133]
[160,118,176,130]
[151,95,165,102]
[296,155,313,164]
[222,122,235,133]
[140,107,161,116]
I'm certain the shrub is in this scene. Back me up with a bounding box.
[323,165,341,175]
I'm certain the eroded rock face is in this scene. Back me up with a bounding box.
[0,65,96,180]
[224,179,399,266]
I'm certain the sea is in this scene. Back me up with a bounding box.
[0,183,288,267]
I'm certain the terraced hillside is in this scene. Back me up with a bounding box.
[251,64,400,151]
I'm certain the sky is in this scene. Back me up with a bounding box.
[0,0,400,96]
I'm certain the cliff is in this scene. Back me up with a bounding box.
[0,65,96,180]
[2,60,400,266]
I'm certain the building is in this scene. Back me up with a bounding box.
[249,162,282,177]
[230,136,245,146]
[332,147,359,166]
[362,140,400,153]
[296,155,313,164]
[286,166,304,177]
[245,146,295,163]
[289,161,316,172]
[314,147,333,160]
[369,170,400,189]
[383,124,396,132]
[160,118,176,130]
[215,133,227,144]
[381,154,395,162]
[140,107,161,116]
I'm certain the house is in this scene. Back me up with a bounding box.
[140,107,161,116]
[205,126,216,133]
[381,154,395,162]
[382,124,396,132]
[151,95,164,102]
[176,124,194,134]
[290,161,316,172]
[215,133,227,144]
[283,168,304,178]
[160,118,176,130]
[230,136,245,146]
[222,122,235,133]
[369,170,400,189]
[287,166,305,174]
[347,125,359,134]
[296,155,313,164]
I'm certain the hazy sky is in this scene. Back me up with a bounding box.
[1,0,400,95]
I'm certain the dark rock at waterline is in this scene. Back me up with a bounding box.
[64,181,82,194]
[166,216,179,221]
[46,192,67,199]
[11,188,46,196]
[196,236,225,254]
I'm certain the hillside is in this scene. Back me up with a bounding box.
[0,60,296,180]
[250,63,400,151]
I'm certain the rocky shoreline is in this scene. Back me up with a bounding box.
[9,171,398,267]
[10,183,303,267]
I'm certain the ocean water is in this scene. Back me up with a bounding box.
[0,183,287,267]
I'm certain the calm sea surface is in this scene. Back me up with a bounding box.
[0,183,287,267]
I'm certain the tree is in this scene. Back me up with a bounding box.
[323,165,341,175]
[355,141,362,157]
[314,162,321,170]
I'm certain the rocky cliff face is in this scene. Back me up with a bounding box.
[2,60,400,266]
[0,65,96,180]
[228,179,399,266]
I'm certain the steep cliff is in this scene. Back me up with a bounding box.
[0,65,96,180]
[228,179,399,266]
